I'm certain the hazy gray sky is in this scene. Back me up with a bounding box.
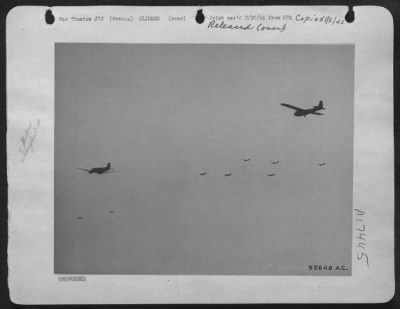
[55,44,354,275]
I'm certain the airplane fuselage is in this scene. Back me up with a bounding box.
[89,167,108,174]
[89,163,111,174]
[294,106,322,117]
[78,162,117,175]
[281,100,325,117]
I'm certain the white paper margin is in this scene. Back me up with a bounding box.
[6,5,394,304]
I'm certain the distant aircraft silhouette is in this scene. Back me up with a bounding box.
[77,162,119,174]
[318,163,327,166]
[224,173,232,176]
[271,160,279,164]
[108,210,115,214]
[199,172,207,176]
[242,158,250,162]
[281,100,325,117]
[268,173,276,176]
[76,216,83,220]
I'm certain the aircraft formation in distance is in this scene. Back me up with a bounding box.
[77,162,119,174]
[281,100,325,117]
[200,158,282,177]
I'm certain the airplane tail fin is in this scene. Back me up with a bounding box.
[316,100,325,110]
[107,162,111,169]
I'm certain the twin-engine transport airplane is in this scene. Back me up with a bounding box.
[281,100,325,117]
[77,162,119,174]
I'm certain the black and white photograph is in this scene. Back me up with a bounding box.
[55,43,354,275]
[6,6,394,304]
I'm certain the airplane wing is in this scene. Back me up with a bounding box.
[312,112,324,115]
[77,168,90,172]
[280,103,304,111]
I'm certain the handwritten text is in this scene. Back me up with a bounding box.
[19,119,40,162]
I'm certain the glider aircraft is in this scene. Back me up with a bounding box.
[281,100,325,117]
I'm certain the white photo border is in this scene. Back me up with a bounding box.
[7,5,394,304]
